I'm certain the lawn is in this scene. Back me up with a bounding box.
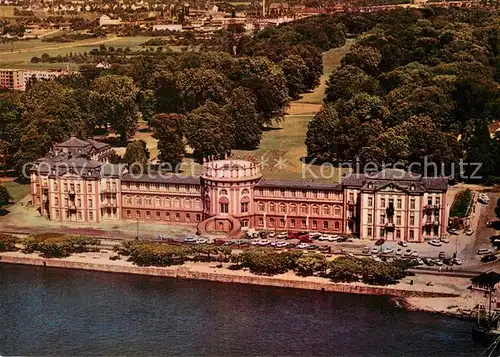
[2,180,31,203]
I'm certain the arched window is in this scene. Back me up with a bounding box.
[301,204,308,215]
[280,203,286,213]
[312,205,319,215]
[196,214,201,222]
[135,197,141,205]
[165,198,171,208]
[195,199,201,209]
[165,212,170,221]
[125,196,132,205]
[291,219,296,228]
[323,205,330,215]
[155,197,161,207]
[186,214,191,222]
[146,211,151,219]
[334,221,340,230]
[290,204,297,214]
[258,217,264,226]
[312,220,317,229]
[220,189,228,195]
[279,218,285,227]
[174,198,180,208]
[242,189,249,195]
[323,221,329,229]
[269,218,274,227]
[126,210,131,218]
[269,203,275,212]
[185,199,192,209]
[334,206,341,217]
[145,197,152,206]
[175,213,180,221]
[258,202,265,212]
[136,210,140,218]
[301,220,306,228]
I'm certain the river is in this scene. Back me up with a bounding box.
[0,263,483,356]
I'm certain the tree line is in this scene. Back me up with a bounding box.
[306,7,500,181]
[0,13,351,173]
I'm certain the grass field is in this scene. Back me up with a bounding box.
[1,180,31,203]
[0,35,158,69]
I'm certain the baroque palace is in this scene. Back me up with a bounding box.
[30,137,449,242]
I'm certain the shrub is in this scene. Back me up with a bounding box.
[22,233,100,258]
[449,189,472,218]
[0,234,18,252]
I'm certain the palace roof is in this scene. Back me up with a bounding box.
[256,179,342,190]
[121,173,201,185]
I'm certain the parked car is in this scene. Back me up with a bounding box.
[382,246,394,254]
[308,232,321,239]
[375,238,385,246]
[319,245,330,251]
[298,236,313,243]
[287,243,297,248]
[403,249,412,257]
[196,238,208,244]
[326,235,339,242]
[184,236,197,243]
[424,258,434,266]
[397,240,408,247]
[440,236,450,243]
[477,248,493,256]
[442,258,453,266]
[428,239,442,247]
[481,254,498,263]
[259,240,271,246]
[438,252,446,259]
[416,258,424,265]
[362,246,370,254]
[448,228,459,235]
[371,246,381,254]
[251,240,261,246]
[465,229,475,236]
[396,248,403,255]
[410,250,419,257]
[277,232,288,239]
[308,244,320,250]
[318,234,330,241]
[268,232,276,238]
[452,258,463,265]
[276,241,288,248]
[297,243,310,249]
[337,236,348,243]
[434,259,443,266]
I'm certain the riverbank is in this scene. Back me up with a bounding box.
[0,250,466,300]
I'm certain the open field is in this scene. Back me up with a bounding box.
[0,36,159,69]
[1,180,30,203]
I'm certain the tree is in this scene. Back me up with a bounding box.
[280,55,308,100]
[123,140,148,174]
[185,102,233,163]
[0,185,11,206]
[325,65,381,103]
[224,87,262,149]
[151,113,186,171]
[341,45,382,76]
[296,253,327,276]
[90,75,139,143]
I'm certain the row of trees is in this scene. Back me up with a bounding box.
[0,14,352,172]
[22,233,100,258]
[306,8,500,179]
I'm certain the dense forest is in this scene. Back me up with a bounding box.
[306,8,500,181]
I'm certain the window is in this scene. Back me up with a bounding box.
[367,213,373,224]
[334,206,341,217]
[380,214,385,224]
[126,196,132,205]
[155,198,161,207]
[175,213,180,221]
[77,199,81,207]
[165,198,171,208]
[397,199,402,209]
[145,197,152,206]
[146,211,151,219]
[78,211,82,221]
[300,204,308,215]
[380,229,384,237]
[334,221,340,230]
[280,203,286,213]
[396,215,401,225]
[127,210,131,218]
[258,202,265,212]
[269,203,275,212]
[291,219,296,228]
[54,182,58,191]
[88,198,93,208]
[242,189,249,195]
[312,205,319,215]
[290,204,297,214]
[410,215,415,225]
[241,202,249,213]
[367,227,372,237]
[196,214,201,222]
[64,183,68,192]
[349,193,354,201]
[380,198,385,208]
[220,203,229,214]
[87,183,92,193]
[410,199,415,209]
[258,217,264,226]
[174,198,180,208]
[323,205,330,215]
[409,230,415,240]
[279,218,285,227]
[368,197,373,207]
[301,220,306,229]
[166,212,170,221]
[55,197,59,205]
[323,221,329,229]
[220,189,228,195]
[185,199,192,209]
[269,218,274,227]
[156,212,160,220]
[136,210,140,218]
[312,220,317,229]
[135,197,141,205]
[242,220,249,227]
[428,197,432,205]
[396,229,401,239]
[186,214,190,222]
[89,212,94,221]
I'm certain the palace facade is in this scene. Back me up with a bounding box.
[30,138,449,242]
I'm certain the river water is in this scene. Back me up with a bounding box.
[0,263,483,356]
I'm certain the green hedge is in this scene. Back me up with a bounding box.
[449,189,473,218]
